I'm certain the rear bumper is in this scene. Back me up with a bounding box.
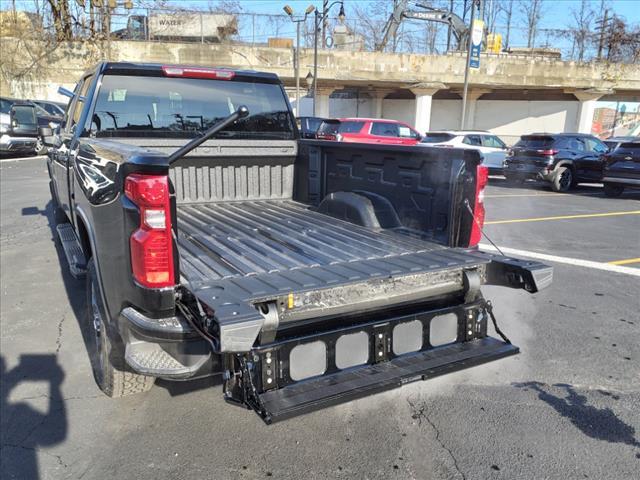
[504,163,553,180]
[120,307,217,379]
[0,134,37,152]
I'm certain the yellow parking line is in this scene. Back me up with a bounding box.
[608,257,640,266]
[485,210,640,225]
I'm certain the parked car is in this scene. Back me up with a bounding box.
[421,130,509,174]
[31,99,67,118]
[601,141,640,197]
[298,116,326,139]
[316,118,421,145]
[504,133,608,192]
[603,136,639,152]
[44,62,550,423]
[0,97,38,156]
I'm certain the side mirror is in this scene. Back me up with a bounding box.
[39,126,61,148]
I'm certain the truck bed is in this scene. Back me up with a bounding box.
[177,199,484,291]
[176,199,491,333]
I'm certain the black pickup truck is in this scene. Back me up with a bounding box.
[44,62,552,423]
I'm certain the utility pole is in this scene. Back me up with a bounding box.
[596,9,609,61]
[446,0,453,51]
[460,0,477,129]
[313,9,319,116]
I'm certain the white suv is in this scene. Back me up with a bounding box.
[421,130,508,174]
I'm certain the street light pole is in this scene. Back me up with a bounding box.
[284,4,316,116]
[313,9,319,116]
[295,21,301,113]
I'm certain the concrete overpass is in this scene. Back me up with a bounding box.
[2,39,639,140]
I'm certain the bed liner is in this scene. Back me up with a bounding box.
[176,200,491,336]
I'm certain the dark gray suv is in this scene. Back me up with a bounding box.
[504,133,608,192]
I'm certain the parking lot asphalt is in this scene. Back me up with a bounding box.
[1,157,639,480]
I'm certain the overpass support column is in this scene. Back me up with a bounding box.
[410,88,439,134]
[315,87,333,118]
[573,90,605,134]
[373,90,386,119]
[462,89,491,129]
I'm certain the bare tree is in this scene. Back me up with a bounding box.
[519,0,544,48]
[570,0,594,61]
[46,0,73,41]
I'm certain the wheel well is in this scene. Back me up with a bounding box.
[556,161,574,171]
[76,217,92,259]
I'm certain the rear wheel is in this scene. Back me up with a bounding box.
[551,166,573,192]
[86,259,154,397]
[35,136,47,155]
[603,183,624,197]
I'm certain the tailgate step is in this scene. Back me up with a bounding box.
[258,337,518,423]
[56,223,87,278]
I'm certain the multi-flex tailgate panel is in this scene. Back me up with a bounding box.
[257,337,518,423]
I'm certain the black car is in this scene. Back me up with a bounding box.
[297,116,327,139]
[504,133,608,192]
[602,141,640,197]
[603,136,639,152]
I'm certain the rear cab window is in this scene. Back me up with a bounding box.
[88,74,294,140]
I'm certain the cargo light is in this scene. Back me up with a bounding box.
[469,164,488,247]
[124,174,175,288]
[161,66,235,80]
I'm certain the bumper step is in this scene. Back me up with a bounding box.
[257,337,518,423]
[56,223,87,278]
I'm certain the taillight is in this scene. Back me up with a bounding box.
[469,165,489,247]
[124,174,175,288]
[537,149,558,155]
[162,65,235,80]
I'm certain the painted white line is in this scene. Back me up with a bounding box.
[479,243,640,277]
[0,156,46,163]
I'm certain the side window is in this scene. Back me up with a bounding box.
[482,135,506,148]
[67,76,93,133]
[371,122,399,137]
[586,138,607,153]
[463,135,482,146]
[398,125,419,138]
[571,138,586,151]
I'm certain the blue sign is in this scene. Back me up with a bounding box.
[470,20,484,69]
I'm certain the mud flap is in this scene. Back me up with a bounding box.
[245,337,518,424]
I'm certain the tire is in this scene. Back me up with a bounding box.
[551,166,573,192]
[49,181,68,225]
[603,183,624,198]
[35,136,47,155]
[86,259,154,397]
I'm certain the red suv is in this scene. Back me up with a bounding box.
[316,118,422,145]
